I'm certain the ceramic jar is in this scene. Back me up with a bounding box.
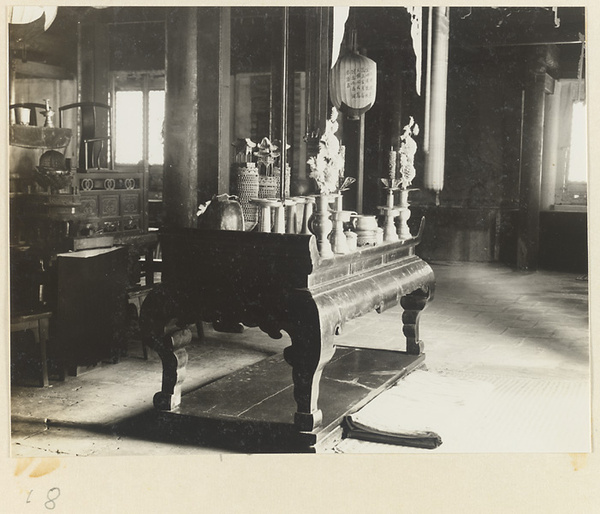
[352,214,379,246]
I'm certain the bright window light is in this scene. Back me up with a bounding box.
[148,90,165,165]
[567,101,587,183]
[115,91,143,165]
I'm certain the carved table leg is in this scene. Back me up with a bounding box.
[285,305,336,433]
[401,287,431,356]
[140,284,194,411]
[152,328,192,410]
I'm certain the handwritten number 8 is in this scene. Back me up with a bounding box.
[45,488,60,510]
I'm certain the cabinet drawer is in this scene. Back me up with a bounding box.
[100,195,119,218]
[121,193,140,215]
[80,195,98,217]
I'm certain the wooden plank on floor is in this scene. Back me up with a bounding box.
[323,347,421,390]
[157,347,424,452]
[171,348,351,419]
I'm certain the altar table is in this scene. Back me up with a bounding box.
[140,222,435,451]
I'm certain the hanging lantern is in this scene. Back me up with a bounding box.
[329,29,377,120]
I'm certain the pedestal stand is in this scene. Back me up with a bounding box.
[284,198,299,234]
[251,198,281,233]
[309,194,334,258]
[299,196,316,235]
[396,189,413,241]
[330,194,350,254]
[379,188,399,243]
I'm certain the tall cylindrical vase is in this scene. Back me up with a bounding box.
[300,196,315,234]
[274,164,291,198]
[236,163,259,229]
[309,194,334,258]
[259,175,278,199]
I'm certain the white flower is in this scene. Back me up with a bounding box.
[398,116,419,189]
[307,108,346,194]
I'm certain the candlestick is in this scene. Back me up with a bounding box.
[330,194,349,254]
[41,99,55,128]
[388,147,397,183]
[387,187,395,209]
[379,188,399,242]
[396,189,412,240]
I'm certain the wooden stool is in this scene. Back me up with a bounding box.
[11,312,52,387]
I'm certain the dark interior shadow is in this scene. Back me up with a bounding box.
[44,410,310,454]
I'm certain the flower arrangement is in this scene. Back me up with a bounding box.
[232,135,292,204]
[307,107,353,195]
[382,116,420,190]
[254,137,281,176]
[232,138,256,164]
[232,133,294,174]
[398,116,419,188]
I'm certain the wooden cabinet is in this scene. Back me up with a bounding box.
[76,170,148,236]
[56,246,129,374]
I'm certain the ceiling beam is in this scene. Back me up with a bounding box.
[14,60,73,80]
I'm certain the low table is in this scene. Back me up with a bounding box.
[140,223,435,451]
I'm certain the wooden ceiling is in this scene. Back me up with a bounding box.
[9,7,169,78]
[449,7,585,47]
[9,7,586,79]
[351,7,585,79]
[350,7,584,48]
[448,7,585,79]
[10,7,85,77]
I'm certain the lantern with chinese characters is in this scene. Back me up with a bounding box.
[329,30,377,120]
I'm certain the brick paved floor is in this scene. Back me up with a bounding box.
[333,261,590,454]
[339,261,589,381]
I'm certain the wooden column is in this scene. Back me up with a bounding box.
[517,71,554,270]
[304,7,332,191]
[163,8,200,228]
[390,65,404,150]
[78,20,110,167]
[540,80,560,211]
[343,116,365,213]
[279,7,290,200]
[305,8,331,139]
[164,8,231,227]
[197,7,231,199]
